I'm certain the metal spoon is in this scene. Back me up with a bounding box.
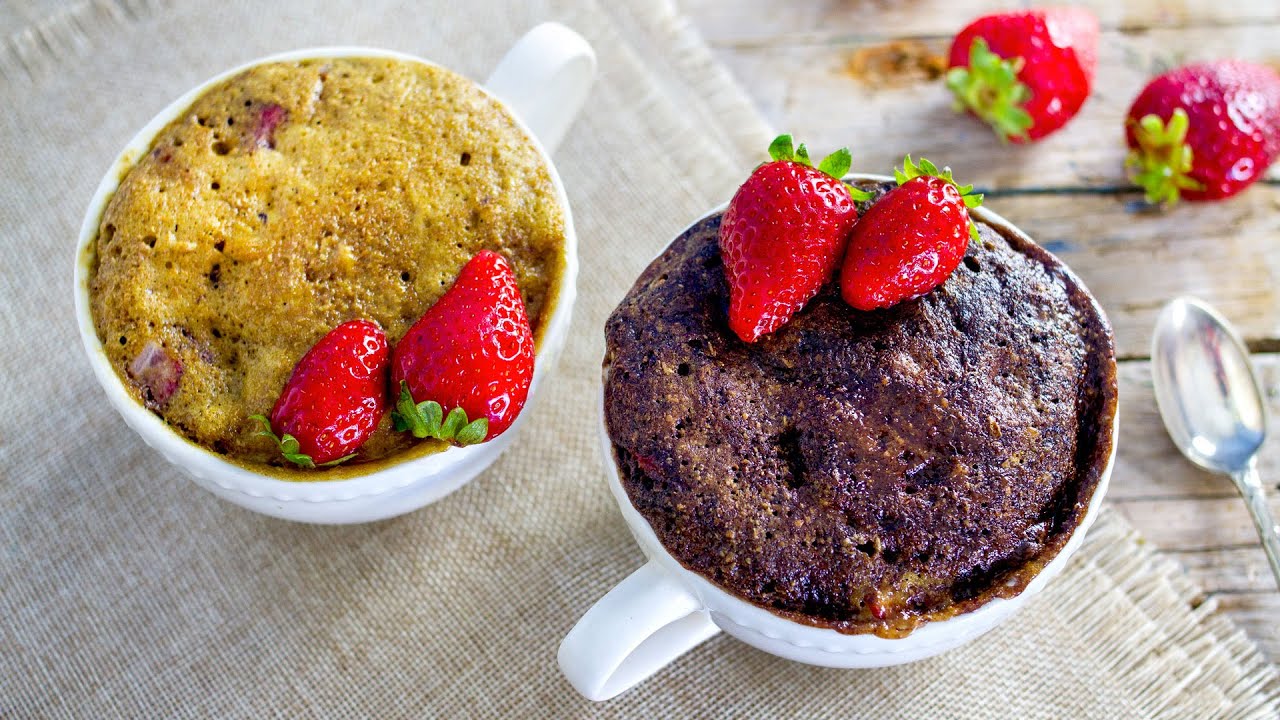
[1152,296,1280,589]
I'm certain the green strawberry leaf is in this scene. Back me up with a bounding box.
[945,37,1034,142]
[455,418,489,446]
[767,134,871,201]
[390,381,428,437]
[816,146,874,201]
[794,143,812,166]
[894,155,984,242]
[317,453,357,467]
[1125,108,1205,207]
[389,380,489,446]
[250,413,317,469]
[846,185,874,202]
[768,134,795,162]
[250,414,273,436]
[391,383,447,440]
[817,148,852,180]
[417,400,444,438]
[283,447,316,469]
[440,407,467,439]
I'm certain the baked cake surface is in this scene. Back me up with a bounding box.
[604,183,1117,636]
[89,57,565,470]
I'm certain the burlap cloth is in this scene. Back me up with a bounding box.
[2,1,1278,717]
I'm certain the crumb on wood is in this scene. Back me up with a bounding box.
[843,40,949,88]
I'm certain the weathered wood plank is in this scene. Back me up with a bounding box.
[1111,496,1280,551]
[688,24,1280,191]
[984,189,1280,360]
[1176,547,1280,594]
[682,0,1280,44]
[1211,593,1280,663]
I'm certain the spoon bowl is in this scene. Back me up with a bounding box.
[1152,297,1267,474]
[1151,296,1280,589]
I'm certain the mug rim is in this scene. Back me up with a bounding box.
[598,181,1119,658]
[73,45,579,504]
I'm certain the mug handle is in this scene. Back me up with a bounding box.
[558,560,721,701]
[485,22,596,155]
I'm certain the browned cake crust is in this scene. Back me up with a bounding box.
[603,182,1117,637]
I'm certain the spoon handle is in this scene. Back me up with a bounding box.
[1231,460,1280,591]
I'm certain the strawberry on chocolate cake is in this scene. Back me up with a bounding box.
[603,146,1117,638]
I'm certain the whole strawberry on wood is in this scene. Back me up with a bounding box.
[391,250,535,445]
[252,319,390,468]
[1126,60,1280,205]
[946,8,1098,142]
[719,134,871,343]
[841,156,983,311]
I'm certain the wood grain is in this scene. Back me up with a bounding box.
[987,190,1280,360]
[1176,547,1280,594]
[1113,496,1280,551]
[691,24,1280,191]
[1214,593,1280,664]
[683,0,1280,664]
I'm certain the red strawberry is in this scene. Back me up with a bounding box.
[128,341,183,410]
[254,103,288,150]
[1125,60,1280,204]
[719,134,869,343]
[946,8,1098,142]
[252,319,390,467]
[390,250,534,444]
[841,157,982,311]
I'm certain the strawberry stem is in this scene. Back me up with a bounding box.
[390,380,489,446]
[1125,108,1204,207]
[247,414,356,469]
[945,37,1033,142]
[895,155,985,241]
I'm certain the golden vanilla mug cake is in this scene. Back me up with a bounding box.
[88,57,566,474]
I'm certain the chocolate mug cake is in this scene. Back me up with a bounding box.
[602,180,1118,638]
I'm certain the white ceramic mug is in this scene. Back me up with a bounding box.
[559,188,1119,701]
[73,24,596,524]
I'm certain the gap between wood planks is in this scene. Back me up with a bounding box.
[711,16,1280,50]
[980,179,1280,199]
[699,21,1280,195]
[1115,340,1280,364]
[683,0,1280,49]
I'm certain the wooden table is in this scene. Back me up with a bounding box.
[683,0,1280,663]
